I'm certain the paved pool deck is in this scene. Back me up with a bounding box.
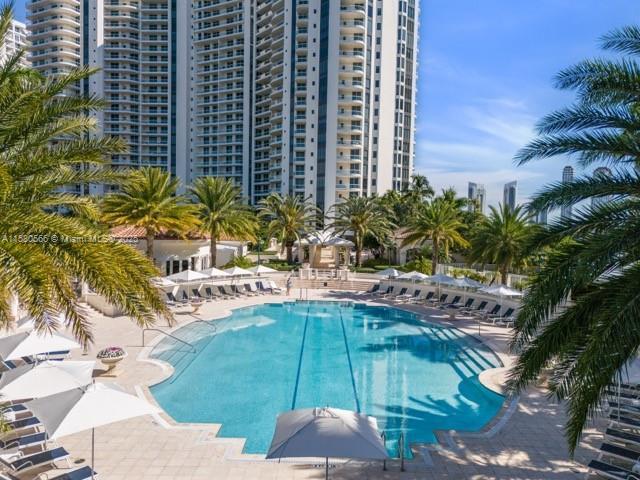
[23,289,604,480]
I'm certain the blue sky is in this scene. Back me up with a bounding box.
[417,0,639,206]
[14,2,639,207]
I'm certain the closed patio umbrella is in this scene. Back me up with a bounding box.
[25,382,160,479]
[165,269,209,282]
[398,271,429,282]
[0,331,80,362]
[266,407,388,479]
[0,360,95,401]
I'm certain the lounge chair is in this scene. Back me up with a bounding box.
[407,290,427,304]
[165,291,187,306]
[605,427,640,448]
[221,285,240,298]
[0,432,47,450]
[47,466,96,480]
[418,291,435,305]
[432,294,448,307]
[390,287,408,301]
[204,287,219,300]
[399,289,421,303]
[266,280,283,294]
[482,304,501,321]
[215,286,232,299]
[0,446,70,474]
[362,284,380,296]
[490,307,515,326]
[442,295,462,308]
[456,298,474,310]
[381,286,396,298]
[4,416,40,432]
[236,285,257,296]
[245,283,264,295]
[466,301,488,316]
[372,286,392,297]
[588,459,638,480]
[191,289,207,301]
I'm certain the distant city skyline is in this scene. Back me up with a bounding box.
[560,166,574,220]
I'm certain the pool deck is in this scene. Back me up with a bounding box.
[46,289,603,480]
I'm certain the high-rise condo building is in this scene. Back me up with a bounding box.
[26,0,419,209]
[592,166,613,208]
[535,208,548,225]
[503,180,517,211]
[560,165,574,220]
[0,19,28,66]
[467,182,485,214]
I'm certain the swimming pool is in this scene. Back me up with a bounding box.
[149,301,503,456]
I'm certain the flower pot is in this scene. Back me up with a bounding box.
[99,352,127,377]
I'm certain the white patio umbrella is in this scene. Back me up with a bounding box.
[452,277,484,289]
[249,265,278,275]
[397,271,429,281]
[150,277,177,287]
[426,273,456,297]
[480,285,523,298]
[25,382,161,479]
[0,331,80,361]
[376,268,401,279]
[224,266,253,276]
[266,407,388,479]
[165,269,209,283]
[200,267,230,278]
[0,360,95,401]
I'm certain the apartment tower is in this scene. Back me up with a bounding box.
[26,0,419,209]
[560,165,574,220]
[467,182,485,214]
[0,19,28,66]
[503,180,517,212]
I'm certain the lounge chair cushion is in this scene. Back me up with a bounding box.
[4,446,69,472]
[47,466,96,480]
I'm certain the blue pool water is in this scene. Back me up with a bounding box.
[150,301,503,456]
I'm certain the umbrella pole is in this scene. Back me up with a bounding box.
[91,427,95,479]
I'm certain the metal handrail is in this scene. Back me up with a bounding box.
[381,431,387,471]
[399,432,405,472]
[142,328,197,353]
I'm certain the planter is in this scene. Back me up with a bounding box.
[97,348,127,377]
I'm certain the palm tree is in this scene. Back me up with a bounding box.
[0,5,170,345]
[189,177,257,267]
[508,25,640,453]
[402,198,469,274]
[258,193,319,264]
[468,204,534,285]
[330,196,393,267]
[102,167,199,260]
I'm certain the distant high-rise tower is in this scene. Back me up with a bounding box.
[467,182,486,213]
[0,19,28,66]
[535,208,548,225]
[592,167,613,208]
[560,166,574,220]
[503,181,517,211]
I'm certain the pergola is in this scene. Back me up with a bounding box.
[297,231,354,269]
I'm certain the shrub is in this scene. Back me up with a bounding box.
[222,255,254,269]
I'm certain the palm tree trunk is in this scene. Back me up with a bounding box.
[500,265,508,285]
[286,244,293,264]
[146,232,155,261]
[356,247,362,267]
[431,241,439,275]
[210,235,217,268]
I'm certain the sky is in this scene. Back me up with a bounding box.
[416,0,639,207]
[13,1,640,208]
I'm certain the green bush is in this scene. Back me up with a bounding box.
[353,267,378,274]
[222,255,254,269]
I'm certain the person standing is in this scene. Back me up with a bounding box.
[286,275,293,295]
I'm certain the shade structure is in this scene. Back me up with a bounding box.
[398,271,429,281]
[480,285,523,297]
[298,231,354,247]
[0,331,80,361]
[165,269,209,282]
[0,360,95,401]
[249,265,278,275]
[25,382,161,479]
[224,266,253,276]
[150,277,177,287]
[200,267,230,278]
[266,407,388,479]
[376,268,401,279]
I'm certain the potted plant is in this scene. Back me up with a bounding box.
[97,346,127,375]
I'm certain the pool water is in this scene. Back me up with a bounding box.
[150,301,503,456]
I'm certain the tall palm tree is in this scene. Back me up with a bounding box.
[258,193,319,264]
[468,204,534,285]
[102,167,199,260]
[508,25,640,453]
[0,5,170,345]
[330,196,393,267]
[189,177,257,267]
[402,198,469,274]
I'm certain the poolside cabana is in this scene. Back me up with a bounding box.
[297,231,354,269]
